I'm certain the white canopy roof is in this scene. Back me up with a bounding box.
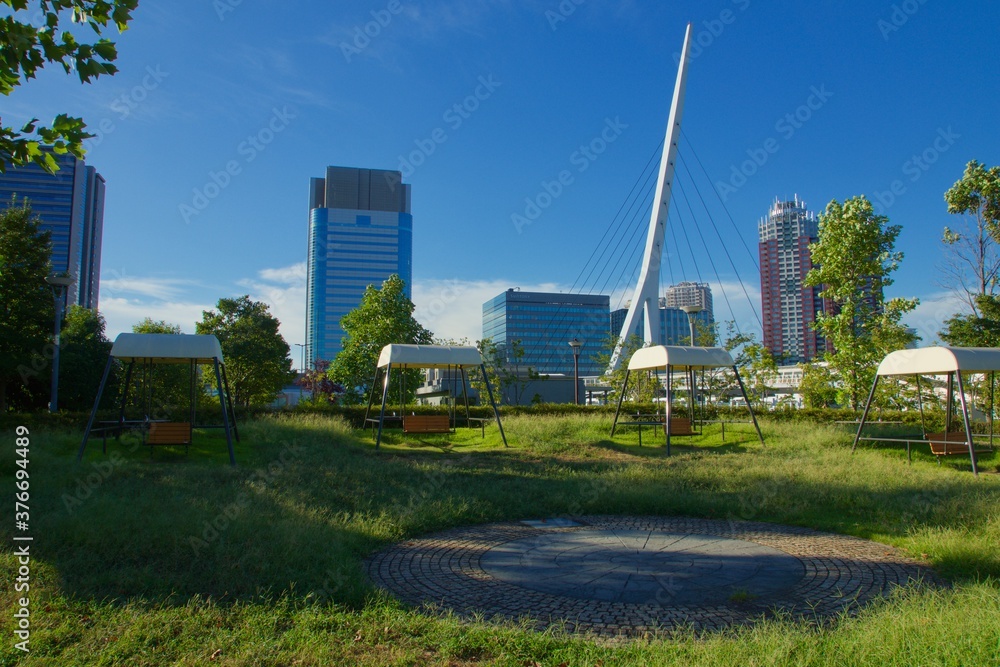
[376,344,483,369]
[628,345,735,371]
[876,346,1000,376]
[110,333,224,364]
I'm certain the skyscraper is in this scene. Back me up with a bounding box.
[758,196,830,363]
[610,281,714,347]
[482,289,609,376]
[0,154,105,309]
[663,281,713,314]
[305,166,412,366]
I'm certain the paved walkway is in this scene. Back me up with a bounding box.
[367,516,940,638]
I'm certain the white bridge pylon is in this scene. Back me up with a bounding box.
[608,22,693,373]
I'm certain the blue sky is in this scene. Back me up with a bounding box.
[6,0,999,367]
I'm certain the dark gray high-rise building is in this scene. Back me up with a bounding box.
[0,154,105,309]
[305,166,412,366]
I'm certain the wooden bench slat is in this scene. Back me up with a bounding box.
[668,418,697,436]
[147,422,192,445]
[403,415,451,434]
[925,432,972,456]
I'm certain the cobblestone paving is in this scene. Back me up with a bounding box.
[367,515,941,638]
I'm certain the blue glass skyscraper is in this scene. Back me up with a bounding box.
[0,154,105,309]
[482,289,610,376]
[305,166,412,366]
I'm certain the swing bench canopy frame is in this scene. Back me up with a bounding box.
[77,333,240,465]
[610,345,765,454]
[363,344,508,450]
[852,346,1000,477]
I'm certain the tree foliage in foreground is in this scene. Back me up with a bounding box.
[0,198,52,411]
[331,275,433,405]
[1,0,138,172]
[804,196,918,410]
[196,296,295,409]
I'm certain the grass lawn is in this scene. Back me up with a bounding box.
[2,413,999,666]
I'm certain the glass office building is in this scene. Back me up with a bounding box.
[610,307,713,345]
[482,289,610,376]
[610,281,715,349]
[0,153,106,309]
[305,166,412,366]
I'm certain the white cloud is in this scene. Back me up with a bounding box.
[904,290,968,345]
[237,262,307,361]
[95,268,770,369]
[100,270,198,301]
[412,278,567,343]
[98,263,307,367]
[258,262,307,285]
[100,296,211,337]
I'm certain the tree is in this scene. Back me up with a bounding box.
[798,363,838,408]
[330,275,432,405]
[727,329,778,409]
[1,1,138,172]
[196,296,295,408]
[939,160,1000,315]
[297,359,343,406]
[0,198,52,411]
[804,196,918,410]
[127,317,191,418]
[940,294,1000,348]
[473,337,532,406]
[593,333,659,405]
[58,305,113,410]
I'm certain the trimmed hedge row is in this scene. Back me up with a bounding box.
[0,402,972,433]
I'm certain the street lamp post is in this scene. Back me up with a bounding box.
[45,273,74,413]
[294,343,306,372]
[679,304,704,346]
[568,338,583,405]
[679,304,704,419]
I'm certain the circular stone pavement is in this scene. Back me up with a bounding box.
[367,516,941,637]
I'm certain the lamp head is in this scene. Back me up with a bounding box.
[45,273,75,289]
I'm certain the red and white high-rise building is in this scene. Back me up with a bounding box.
[758,196,832,363]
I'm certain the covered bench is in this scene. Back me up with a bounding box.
[853,346,1000,476]
[78,333,239,466]
[364,344,508,450]
[610,345,764,455]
